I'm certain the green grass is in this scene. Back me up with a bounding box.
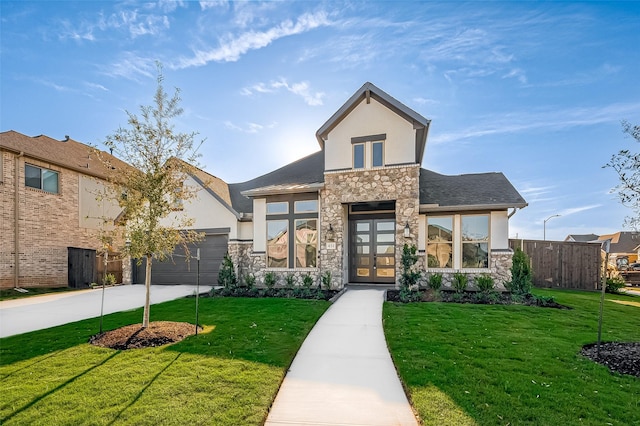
[0,287,81,301]
[384,289,640,426]
[0,296,329,425]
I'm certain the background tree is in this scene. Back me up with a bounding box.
[98,64,203,328]
[606,120,640,229]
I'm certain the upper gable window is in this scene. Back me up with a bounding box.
[353,144,365,169]
[372,141,384,167]
[351,134,386,170]
[25,164,59,193]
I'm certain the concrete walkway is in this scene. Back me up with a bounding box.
[0,284,212,338]
[265,288,418,426]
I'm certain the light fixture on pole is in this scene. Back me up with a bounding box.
[543,214,561,241]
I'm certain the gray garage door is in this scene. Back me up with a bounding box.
[133,229,229,286]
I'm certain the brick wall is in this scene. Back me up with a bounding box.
[0,151,115,288]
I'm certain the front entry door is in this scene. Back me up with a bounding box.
[350,219,395,283]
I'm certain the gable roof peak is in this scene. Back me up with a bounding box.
[315,82,431,163]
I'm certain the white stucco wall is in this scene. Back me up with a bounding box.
[237,221,253,241]
[324,98,416,171]
[162,175,239,239]
[78,176,121,230]
[490,210,509,249]
[253,198,267,252]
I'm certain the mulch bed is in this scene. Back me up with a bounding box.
[386,289,570,309]
[581,342,640,378]
[89,321,200,350]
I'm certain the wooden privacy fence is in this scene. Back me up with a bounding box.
[95,252,123,285]
[509,239,602,290]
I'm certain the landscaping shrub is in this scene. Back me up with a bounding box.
[218,253,237,288]
[507,248,532,295]
[606,275,626,294]
[264,272,277,289]
[475,273,494,293]
[399,244,421,302]
[285,274,296,289]
[427,273,443,291]
[452,272,468,293]
[321,271,332,290]
[244,273,256,289]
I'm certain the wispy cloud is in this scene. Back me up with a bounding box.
[36,78,72,92]
[241,79,325,106]
[556,204,602,218]
[431,102,640,144]
[199,1,228,11]
[103,52,156,81]
[225,121,276,134]
[84,82,109,91]
[175,11,330,68]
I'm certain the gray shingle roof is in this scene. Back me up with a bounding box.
[228,151,325,213]
[227,151,526,213]
[419,169,527,210]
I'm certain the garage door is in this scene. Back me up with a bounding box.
[133,230,228,286]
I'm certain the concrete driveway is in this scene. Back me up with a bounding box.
[0,284,212,338]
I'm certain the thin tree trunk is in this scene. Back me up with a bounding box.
[143,254,152,328]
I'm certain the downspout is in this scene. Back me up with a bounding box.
[14,151,24,288]
[508,207,520,219]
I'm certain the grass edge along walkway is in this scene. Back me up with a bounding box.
[384,289,640,426]
[0,296,329,425]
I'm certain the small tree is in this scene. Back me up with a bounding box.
[218,253,237,289]
[507,248,533,295]
[97,64,203,328]
[605,120,640,229]
[400,244,421,302]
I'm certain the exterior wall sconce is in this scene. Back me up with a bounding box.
[404,222,410,238]
[326,224,335,241]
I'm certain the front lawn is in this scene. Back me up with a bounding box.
[384,289,640,425]
[0,297,329,425]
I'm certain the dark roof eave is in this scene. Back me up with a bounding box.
[419,202,529,213]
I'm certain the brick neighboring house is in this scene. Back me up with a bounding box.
[0,130,129,289]
[154,82,528,289]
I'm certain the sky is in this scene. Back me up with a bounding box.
[2,1,640,241]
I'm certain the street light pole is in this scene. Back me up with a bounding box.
[543,214,561,241]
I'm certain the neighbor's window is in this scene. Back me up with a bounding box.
[353,144,365,169]
[267,220,288,268]
[372,141,384,167]
[25,164,59,193]
[427,216,453,268]
[295,219,318,267]
[461,215,489,268]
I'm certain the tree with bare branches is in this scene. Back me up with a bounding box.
[606,120,640,230]
[97,64,203,328]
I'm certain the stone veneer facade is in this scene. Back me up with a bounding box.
[424,250,513,291]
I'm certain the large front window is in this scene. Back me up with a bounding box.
[427,217,453,268]
[266,197,318,268]
[462,215,489,268]
[426,214,490,269]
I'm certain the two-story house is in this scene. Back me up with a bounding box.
[155,82,527,288]
[0,131,128,289]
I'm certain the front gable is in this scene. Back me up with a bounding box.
[316,82,430,171]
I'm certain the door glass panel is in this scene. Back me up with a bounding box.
[376,233,394,243]
[376,268,394,277]
[357,245,370,254]
[359,257,370,266]
[356,234,370,243]
[357,268,370,277]
[376,245,394,254]
[376,257,394,267]
[356,222,370,232]
[377,221,395,231]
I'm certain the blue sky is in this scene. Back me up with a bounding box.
[2,1,639,241]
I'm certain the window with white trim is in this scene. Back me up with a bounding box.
[25,164,59,193]
[266,198,318,268]
[426,214,490,269]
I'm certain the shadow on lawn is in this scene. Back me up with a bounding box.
[1,351,121,424]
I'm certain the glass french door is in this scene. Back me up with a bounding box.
[350,219,395,283]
